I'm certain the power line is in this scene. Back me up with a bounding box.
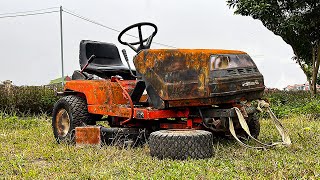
[62,8,176,48]
[0,7,59,16]
[0,6,176,48]
[0,10,59,19]
[63,9,123,34]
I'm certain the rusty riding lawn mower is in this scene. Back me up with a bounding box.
[52,22,291,160]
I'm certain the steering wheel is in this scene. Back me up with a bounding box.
[118,22,158,53]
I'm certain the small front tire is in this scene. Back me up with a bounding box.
[52,95,93,143]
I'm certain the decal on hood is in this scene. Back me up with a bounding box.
[242,80,259,87]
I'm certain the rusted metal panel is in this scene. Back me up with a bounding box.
[134,49,214,100]
[64,79,136,106]
[75,126,101,146]
[134,49,246,75]
[64,80,109,105]
[167,89,263,107]
[159,122,203,130]
[133,49,264,106]
[87,105,189,120]
[209,74,264,96]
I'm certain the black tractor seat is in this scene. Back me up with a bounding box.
[73,40,136,80]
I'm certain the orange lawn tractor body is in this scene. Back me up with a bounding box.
[52,22,267,160]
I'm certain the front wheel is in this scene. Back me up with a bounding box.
[52,95,94,143]
[149,129,213,160]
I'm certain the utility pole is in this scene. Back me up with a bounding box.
[59,6,65,86]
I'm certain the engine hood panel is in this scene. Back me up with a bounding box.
[134,49,264,101]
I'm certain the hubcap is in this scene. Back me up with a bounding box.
[55,109,70,137]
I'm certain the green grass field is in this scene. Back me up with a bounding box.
[0,115,319,179]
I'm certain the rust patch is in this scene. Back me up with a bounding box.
[134,49,246,101]
[64,80,109,105]
[87,105,189,120]
[75,126,101,146]
[133,49,264,108]
[64,79,137,107]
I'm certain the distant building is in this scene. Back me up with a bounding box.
[284,82,320,91]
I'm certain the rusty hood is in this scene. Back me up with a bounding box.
[133,49,264,102]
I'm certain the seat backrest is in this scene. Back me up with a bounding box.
[79,40,124,70]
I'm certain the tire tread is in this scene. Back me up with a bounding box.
[149,130,213,160]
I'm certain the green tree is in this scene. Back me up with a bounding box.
[227,0,320,96]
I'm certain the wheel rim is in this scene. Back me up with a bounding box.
[55,109,70,137]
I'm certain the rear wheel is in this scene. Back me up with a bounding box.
[149,129,213,160]
[52,95,94,143]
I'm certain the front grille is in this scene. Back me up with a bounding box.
[238,68,246,74]
[227,69,238,75]
[211,67,261,78]
[227,68,259,76]
[246,68,253,73]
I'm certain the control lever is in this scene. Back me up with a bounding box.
[122,49,137,78]
[80,55,96,73]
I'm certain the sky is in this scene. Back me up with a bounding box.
[0,0,306,89]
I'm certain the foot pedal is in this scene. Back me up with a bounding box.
[75,126,101,146]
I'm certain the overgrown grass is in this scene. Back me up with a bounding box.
[0,115,319,179]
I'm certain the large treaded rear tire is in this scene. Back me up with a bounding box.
[149,130,213,160]
[52,95,94,143]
